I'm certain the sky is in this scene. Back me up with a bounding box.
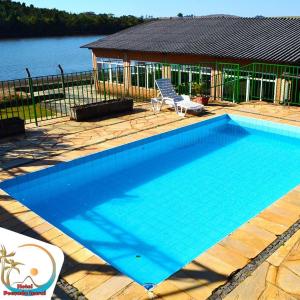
[21,0,300,17]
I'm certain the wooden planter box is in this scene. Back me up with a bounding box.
[0,117,25,138]
[70,98,134,121]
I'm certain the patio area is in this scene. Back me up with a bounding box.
[1,101,300,299]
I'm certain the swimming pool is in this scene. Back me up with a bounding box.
[1,114,300,287]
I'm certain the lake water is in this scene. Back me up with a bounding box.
[0,35,103,81]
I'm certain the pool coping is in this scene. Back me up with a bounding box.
[209,217,300,299]
[1,108,300,299]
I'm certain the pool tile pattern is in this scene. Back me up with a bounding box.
[1,101,300,299]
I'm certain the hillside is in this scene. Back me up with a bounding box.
[0,0,145,38]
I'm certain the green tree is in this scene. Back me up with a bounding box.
[0,1,146,38]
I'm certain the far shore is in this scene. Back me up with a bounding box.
[0,34,105,41]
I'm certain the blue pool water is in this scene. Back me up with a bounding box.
[1,114,300,286]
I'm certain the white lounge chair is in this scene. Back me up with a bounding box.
[152,79,204,117]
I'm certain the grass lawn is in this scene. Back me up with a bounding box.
[0,103,54,122]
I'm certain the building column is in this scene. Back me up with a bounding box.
[275,77,291,104]
[92,51,99,91]
[123,60,131,93]
[275,77,282,103]
[245,76,250,102]
[210,67,223,101]
[162,65,171,79]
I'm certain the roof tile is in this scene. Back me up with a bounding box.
[82,17,300,64]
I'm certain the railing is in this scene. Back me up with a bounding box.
[240,63,300,105]
[1,62,300,126]
[0,69,100,125]
[0,63,217,125]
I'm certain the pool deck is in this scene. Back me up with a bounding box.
[1,101,300,300]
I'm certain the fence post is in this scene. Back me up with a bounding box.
[26,68,38,126]
[58,64,66,97]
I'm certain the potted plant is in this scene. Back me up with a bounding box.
[191,82,210,105]
[200,82,210,105]
[191,83,202,103]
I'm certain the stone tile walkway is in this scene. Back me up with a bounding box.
[1,101,300,300]
[225,219,300,300]
[0,102,210,178]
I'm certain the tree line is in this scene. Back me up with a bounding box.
[0,0,145,38]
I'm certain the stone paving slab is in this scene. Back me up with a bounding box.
[1,101,300,299]
[225,228,300,300]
